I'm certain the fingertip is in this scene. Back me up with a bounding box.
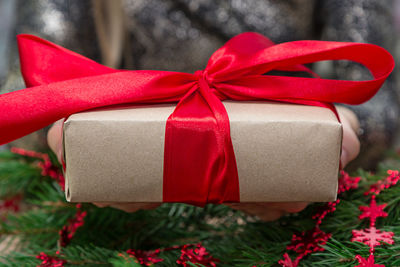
[283,202,308,213]
[341,125,360,167]
[47,119,64,163]
[93,202,109,208]
[339,108,360,168]
[258,209,284,221]
[341,149,349,168]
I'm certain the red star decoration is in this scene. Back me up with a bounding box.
[11,147,65,191]
[36,252,65,267]
[59,204,87,247]
[312,200,339,225]
[278,253,300,267]
[126,248,163,266]
[37,158,65,191]
[354,254,384,267]
[287,227,331,257]
[352,227,394,248]
[0,194,22,213]
[365,170,400,195]
[176,244,219,267]
[359,197,387,223]
[338,171,361,194]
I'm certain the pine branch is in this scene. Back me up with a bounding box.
[0,148,400,266]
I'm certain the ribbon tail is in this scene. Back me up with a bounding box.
[0,71,192,145]
[164,81,240,206]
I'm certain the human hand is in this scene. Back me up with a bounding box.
[47,107,360,218]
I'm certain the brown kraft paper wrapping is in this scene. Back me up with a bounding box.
[63,101,342,203]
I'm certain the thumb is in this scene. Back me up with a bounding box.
[337,107,360,167]
[47,119,64,163]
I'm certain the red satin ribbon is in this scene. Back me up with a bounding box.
[0,32,394,206]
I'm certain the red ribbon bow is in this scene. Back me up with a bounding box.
[0,32,393,206]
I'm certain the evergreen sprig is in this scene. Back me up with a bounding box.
[0,149,399,266]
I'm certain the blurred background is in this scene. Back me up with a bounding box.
[1,0,400,170]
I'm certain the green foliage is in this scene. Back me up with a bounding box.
[109,253,143,267]
[0,149,399,266]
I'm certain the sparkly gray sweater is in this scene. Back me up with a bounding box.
[1,0,398,169]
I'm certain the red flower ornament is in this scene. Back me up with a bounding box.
[354,254,384,267]
[287,227,331,257]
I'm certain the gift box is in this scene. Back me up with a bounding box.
[63,101,342,203]
[0,33,392,206]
